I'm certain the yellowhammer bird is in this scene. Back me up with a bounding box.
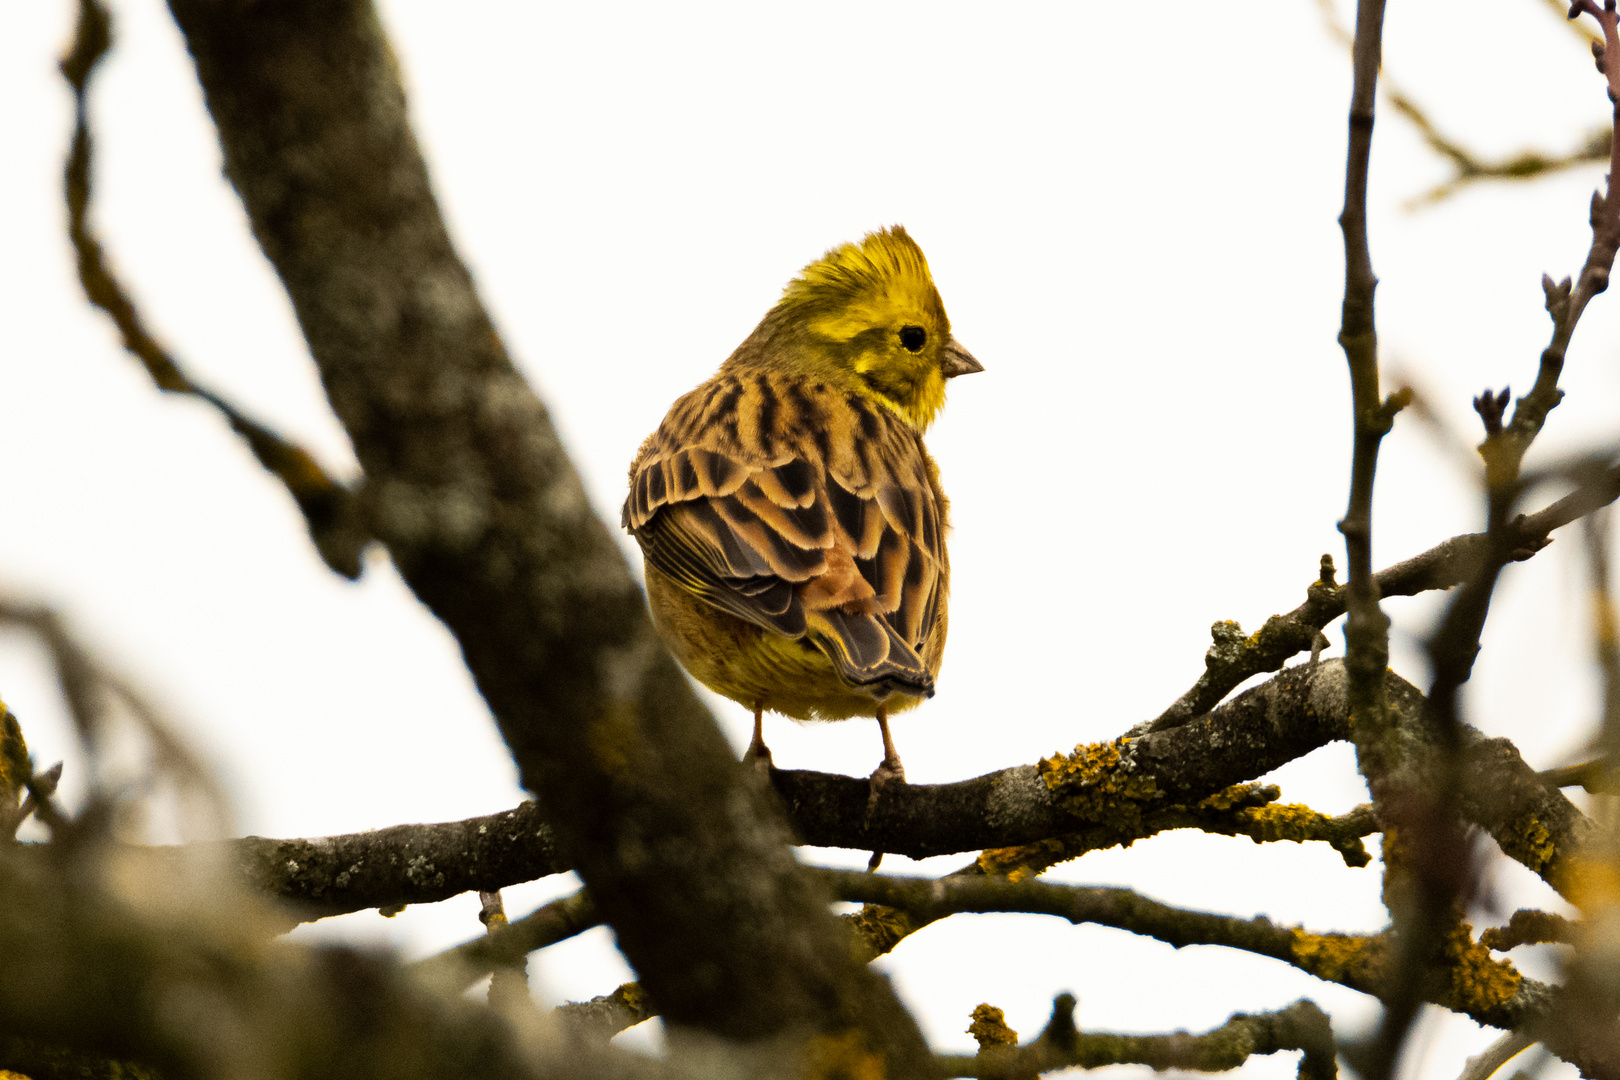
[623,226,981,786]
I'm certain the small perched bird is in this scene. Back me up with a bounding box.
[623,226,982,785]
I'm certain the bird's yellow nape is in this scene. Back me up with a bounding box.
[778,225,946,343]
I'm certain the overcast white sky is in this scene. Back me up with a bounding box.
[2,1,1617,1076]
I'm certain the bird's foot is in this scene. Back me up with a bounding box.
[863,758,905,869]
[864,756,906,814]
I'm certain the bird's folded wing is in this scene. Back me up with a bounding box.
[624,383,945,694]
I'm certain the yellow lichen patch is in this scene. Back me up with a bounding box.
[802,1029,887,1080]
[977,836,1078,883]
[844,904,916,962]
[1289,929,1388,989]
[1235,802,1335,843]
[967,1003,1019,1048]
[614,981,648,1014]
[1039,738,1160,833]
[1509,815,1557,877]
[1197,783,1279,813]
[1437,922,1521,1012]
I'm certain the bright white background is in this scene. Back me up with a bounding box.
[1,1,1615,1076]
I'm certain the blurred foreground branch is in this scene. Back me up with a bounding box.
[157,0,932,1066]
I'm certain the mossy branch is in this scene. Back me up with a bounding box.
[936,996,1338,1080]
[823,870,1542,1032]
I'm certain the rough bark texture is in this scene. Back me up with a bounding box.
[107,662,1584,926]
[223,801,565,920]
[161,0,929,1066]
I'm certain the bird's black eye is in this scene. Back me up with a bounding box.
[899,325,927,353]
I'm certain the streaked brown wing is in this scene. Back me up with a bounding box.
[625,375,946,697]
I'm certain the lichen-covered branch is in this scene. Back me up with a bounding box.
[220,801,566,921]
[824,870,1543,1032]
[556,983,659,1045]
[1481,909,1577,951]
[779,661,1593,899]
[136,661,1584,920]
[974,787,1375,884]
[936,996,1338,1080]
[61,0,367,580]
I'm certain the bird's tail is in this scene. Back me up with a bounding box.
[804,608,934,700]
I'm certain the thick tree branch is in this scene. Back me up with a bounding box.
[115,662,1585,920]
[221,801,565,921]
[160,0,930,1066]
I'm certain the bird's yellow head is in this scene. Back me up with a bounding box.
[766,226,982,431]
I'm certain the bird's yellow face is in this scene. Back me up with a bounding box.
[772,227,982,432]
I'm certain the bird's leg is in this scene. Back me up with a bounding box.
[745,700,773,773]
[864,704,905,870]
[871,704,906,786]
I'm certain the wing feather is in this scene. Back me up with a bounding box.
[625,372,950,700]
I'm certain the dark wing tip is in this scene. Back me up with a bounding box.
[808,608,933,699]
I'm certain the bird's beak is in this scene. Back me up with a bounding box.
[940,337,984,378]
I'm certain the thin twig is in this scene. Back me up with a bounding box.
[1147,456,1620,734]
[59,0,368,579]
[0,599,230,838]
[412,889,598,995]
[1315,0,1610,209]
[475,890,534,1013]
[1456,1029,1536,1080]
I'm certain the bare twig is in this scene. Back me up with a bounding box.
[475,890,533,1013]
[8,763,63,841]
[1456,1029,1537,1080]
[1540,758,1620,792]
[555,983,657,1044]
[1334,0,1399,777]
[1316,0,1610,209]
[412,889,597,995]
[60,0,368,579]
[0,598,230,838]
